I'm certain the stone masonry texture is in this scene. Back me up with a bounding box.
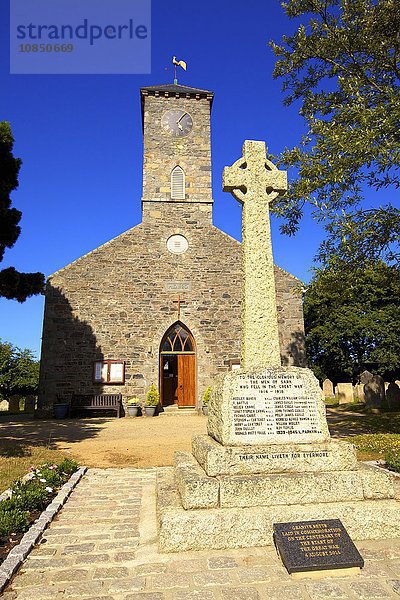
[142,92,213,204]
[38,86,306,413]
[4,468,400,600]
[223,140,287,369]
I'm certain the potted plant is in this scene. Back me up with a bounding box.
[126,397,141,417]
[202,386,211,415]
[53,397,70,419]
[144,384,159,416]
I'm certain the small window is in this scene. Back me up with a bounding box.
[93,360,125,384]
[171,166,185,199]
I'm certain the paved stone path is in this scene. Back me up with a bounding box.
[3,468,400,599]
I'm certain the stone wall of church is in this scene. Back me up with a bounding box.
[275,267,306,367]
[38,202,305,414]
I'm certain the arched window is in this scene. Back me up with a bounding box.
[161,322,194,352]
[171,166,185,199]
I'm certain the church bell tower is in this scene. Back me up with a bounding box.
[140,84,214,207]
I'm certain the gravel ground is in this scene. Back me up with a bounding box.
[0,413,208,468]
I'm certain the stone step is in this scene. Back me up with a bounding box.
[157,468,400,553]
[159,407,198,417]
[174,451,395,510]
[192,435,358,476]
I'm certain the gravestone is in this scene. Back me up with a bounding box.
[364,375,385,409]
[8,395,21,412]
[360,370,373,385]
[336,383,354,405]
[386,382,400,411]
[24,395,36,413]
[156,140,400,553]
[323,379,334,398]
[354,384,365,403]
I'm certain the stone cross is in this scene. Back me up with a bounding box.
[223,140,287,370]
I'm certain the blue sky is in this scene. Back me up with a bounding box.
[0,0,393,357]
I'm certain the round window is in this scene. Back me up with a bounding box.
[167,235,189,255]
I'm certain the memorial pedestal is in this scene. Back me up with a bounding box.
[192,435,358,476]
[157,469,400,552]
[156,367,400,552]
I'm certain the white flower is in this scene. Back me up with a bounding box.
[45,487,53,493]
[40,478,46,483]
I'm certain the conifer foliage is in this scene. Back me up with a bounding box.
[0,122,44,301]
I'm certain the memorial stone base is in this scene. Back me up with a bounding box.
[156,367,400,552]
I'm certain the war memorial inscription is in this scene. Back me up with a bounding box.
[232,371,322,438]
[207,366,330,446]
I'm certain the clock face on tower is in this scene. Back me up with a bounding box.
[161,109,193,137]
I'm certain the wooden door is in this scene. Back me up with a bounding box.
[177,354,195,406]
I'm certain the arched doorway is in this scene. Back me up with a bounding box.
[159,322,196,407]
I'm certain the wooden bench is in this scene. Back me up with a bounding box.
[69,394,122,418]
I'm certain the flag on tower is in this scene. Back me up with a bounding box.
[172,56,187,71]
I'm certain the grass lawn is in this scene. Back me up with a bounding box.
[326,403,400,461]
[0,444,74,491]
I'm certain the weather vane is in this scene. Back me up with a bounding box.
[172,56,187,84]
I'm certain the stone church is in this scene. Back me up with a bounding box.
[38,83,306,414]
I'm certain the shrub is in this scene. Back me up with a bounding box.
[57,458,78,477]
[37,465,64,488]
[127,397,141,406]
[385,450,400,473]
[145,384,159,406]
[202,387,211,406]
[0,457,79,543]
[10,480,49,512]
[0,507,29,537]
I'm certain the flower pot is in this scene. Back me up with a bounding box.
[202,406,209,415]
[127,405,140,417]
[144,406,157,417]
[53,403,69,419]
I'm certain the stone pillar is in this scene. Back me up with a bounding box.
[222,141,287,370]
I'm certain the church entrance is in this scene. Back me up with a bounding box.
[160,323,196,407]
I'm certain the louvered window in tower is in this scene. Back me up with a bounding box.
[171,166,185,199]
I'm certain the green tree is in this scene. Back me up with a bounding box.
[270,0,400,267]
[303,263,400,382]
[0,341,40,403]
[0,122,44,301]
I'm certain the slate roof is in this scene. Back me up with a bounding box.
[140,83,214,96]
[140,83,214,115]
